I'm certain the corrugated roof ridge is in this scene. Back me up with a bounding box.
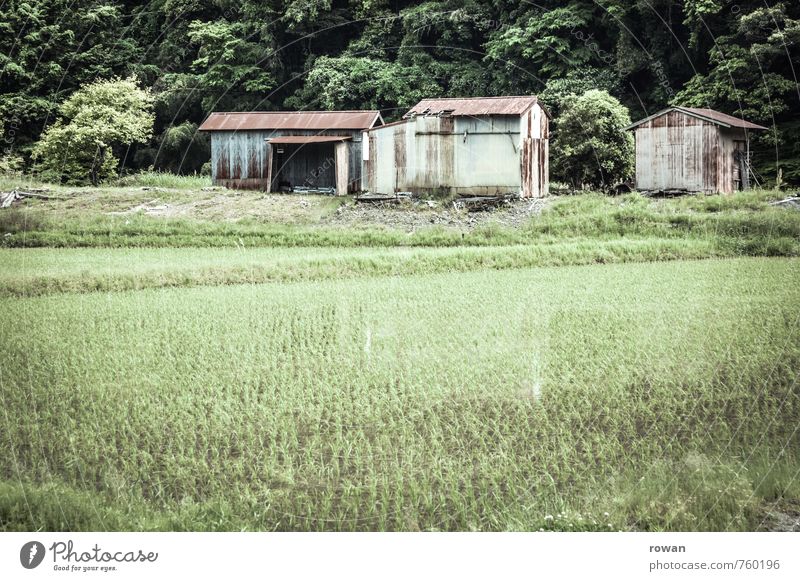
[208,110,380,114]
[625,106,767,130]
[416,95,536,100]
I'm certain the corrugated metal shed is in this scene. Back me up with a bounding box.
[365,96,548,198]
[199,111,383,131]
[200,111,381,194]
[405,96,540,117]
[628,108,767,194]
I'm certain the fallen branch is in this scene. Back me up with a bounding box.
[0,191,18,208]
[1,189,61,208]
[769,196,800,210]
[17,191,56,200]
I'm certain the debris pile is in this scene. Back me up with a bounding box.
[354,192,412,204]
[452,196,513,212]
[0,189,54,208]
[292,186,336,195]
[326,196,548,231]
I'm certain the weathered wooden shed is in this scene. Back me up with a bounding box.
[362,96,549,198]
[198,111,383,195]
[626,107,767,194]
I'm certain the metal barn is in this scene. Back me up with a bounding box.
[626,107,767,194]
[362,96,549,198]
[198,111,383,195]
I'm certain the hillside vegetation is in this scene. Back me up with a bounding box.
[2,2,798,184]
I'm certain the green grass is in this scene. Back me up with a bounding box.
[110,171,212,190]
[0,171,212,192]
[2,190,797,259]
[0,239,724,297]
[1,257,798,531]
[1,188,797,298]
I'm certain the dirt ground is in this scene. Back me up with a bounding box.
[758,500,800,531]
[100,188,550,230]
[102,188,337,224]
[324,197,549,231]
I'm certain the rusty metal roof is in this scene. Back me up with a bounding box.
[626,107,767,130]
[404,96,539,117]
[679,107,767,129]
[198,111,382,131]
[266,135,352,144]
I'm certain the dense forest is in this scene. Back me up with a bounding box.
[1,0,798,185]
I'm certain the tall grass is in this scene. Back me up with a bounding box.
[1,258,798,531]
[2,191,797,257]
[0,171,212,193]
[111,171,212,190]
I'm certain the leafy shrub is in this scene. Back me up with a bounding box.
[0,153,24,176]
[32,78,154,185]
[552,90,634,190]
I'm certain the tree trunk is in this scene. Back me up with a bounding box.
[90,145,106,187]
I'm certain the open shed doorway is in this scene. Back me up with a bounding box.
[267,136,350,195]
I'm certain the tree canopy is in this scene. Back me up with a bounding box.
[32,78,154,184]
[1,0,798,184]
[552,89,634,190]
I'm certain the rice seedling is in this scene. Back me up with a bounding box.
[1,257,797,531]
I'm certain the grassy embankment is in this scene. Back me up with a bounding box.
[1,174,798,296]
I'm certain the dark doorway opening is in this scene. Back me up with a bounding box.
[271,143,336,192]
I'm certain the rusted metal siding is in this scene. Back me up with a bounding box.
[210,129,365,192]
[633,109,759,194]
[369,123,398,193]
[211,131,269,190]
[635,111,712,192]
[365,133,378,192]
[537,105,549,196]
[453,116,520,194]
[520,104,548,198]
[412,116,455,192]
[364,104,548,197]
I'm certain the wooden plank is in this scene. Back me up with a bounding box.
[265,142,273,192]
[335,141,348,196]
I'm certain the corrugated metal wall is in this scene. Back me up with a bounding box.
[363,105,549,197]
[211,129,364,192]
[453,116,519,192]
[211,131,270,190]
[633,111,747,193]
